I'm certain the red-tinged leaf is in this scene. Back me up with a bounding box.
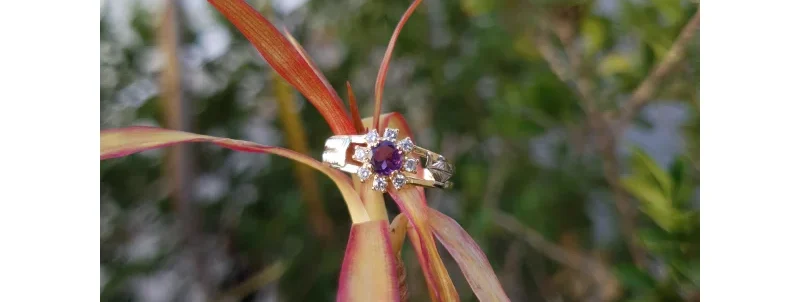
[207,0,355,135]
[364,113,459,301]
[392,188,459,302]
[407,225,442,302]
[372,0,424,130]
[282,28,342,112]
[428,208,511,302]
[100,127,369,223]
[347,81,366,134]
[337,220,400,302]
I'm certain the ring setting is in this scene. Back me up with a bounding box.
[323,128,454,192]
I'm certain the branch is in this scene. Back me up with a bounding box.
[534,11,646,266]
[533,16,599,116]
[533,27,597,114]
[617,10,701,129]
[492,211,599,272]
[599,11,700,267]
[599,139,647,266]
[158,0,210,295]
[214,260,289,302]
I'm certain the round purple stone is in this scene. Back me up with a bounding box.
[371,141,403,176]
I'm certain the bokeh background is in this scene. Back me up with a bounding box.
[100,0,699,301]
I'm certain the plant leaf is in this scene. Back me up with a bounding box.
[428,208,511,302]
[428,208,510,301]
[630,148,673,195]
[621,176,676,232]
[337,220,400,302]
[364,113,460,301]
[207,0,355,135]
[347,81,366,134]
[392,188,459,301]
[405,226,441,301]
[372,0,423,130]
[100,127,369,223]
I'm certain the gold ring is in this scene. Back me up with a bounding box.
[322,128,454,192]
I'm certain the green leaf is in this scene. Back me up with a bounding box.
[460,0,496,16]
[581,17,607,56]
[621,176,676,232]
[599,53,634,77]
[652,0,683,26]
[670,156,695,208]
[614,263,656,291]
[672,259,700,287]
[630,148,673,198]
[638,227,672,254]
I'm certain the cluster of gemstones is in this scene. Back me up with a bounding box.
[352,128,418,192]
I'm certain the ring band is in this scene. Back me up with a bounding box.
[322,128,454,192]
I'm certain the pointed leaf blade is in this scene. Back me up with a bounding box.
[391,188,459,301]
[207,0,354,134]
[372,0,423,130]
[347,81,366,134]
[428,208,511,302]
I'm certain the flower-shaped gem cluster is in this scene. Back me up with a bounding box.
[352,128,418,192]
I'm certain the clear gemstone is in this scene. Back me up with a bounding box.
[403,158,418,172]
[398,137,414,152]
[357,165,372,182]
[383,128,399,141]
[353,146,372,163]
[392,173,407,189]
[365,129,379,145]
[372,176,388,192]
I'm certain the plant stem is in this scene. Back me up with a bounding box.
[158,0,211,296]
[616,10,701,132]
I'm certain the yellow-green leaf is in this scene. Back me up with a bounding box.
[621,176,676,232]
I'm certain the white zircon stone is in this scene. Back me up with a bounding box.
[372,176,388,192]
[398,137,414,152]
[365,129,380,145]
[392,173,407,189]
[383,128,399,142]
[403,158,418,172]
[357,165,372,182]
[353,146,372,163]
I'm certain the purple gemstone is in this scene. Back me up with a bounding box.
[371,141,403,176]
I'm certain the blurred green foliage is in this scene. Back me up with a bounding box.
[101,0,699,301]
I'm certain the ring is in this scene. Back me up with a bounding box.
[322,128,454,192]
